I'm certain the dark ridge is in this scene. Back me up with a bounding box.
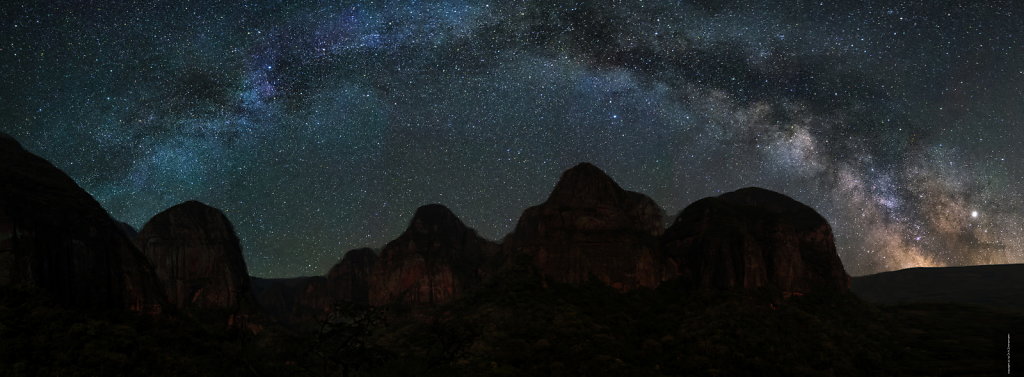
[160,200,222,217]
[664,186,849,293]
[546,162,625,203]
[852,263,1024,309]
[677,187,828,230]
[405,203,469,236]
[337,247,378,266]
[0,133,165,312]
[135,200,254,319]
[139,200,238,241]
[0,132,20,149]
[560,162,617,184]
[116,221,138,239]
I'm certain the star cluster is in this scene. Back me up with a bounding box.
[2,0,1022,277]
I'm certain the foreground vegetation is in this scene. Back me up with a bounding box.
[1,279,1018,376]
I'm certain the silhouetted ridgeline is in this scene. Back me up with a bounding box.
[0,133,165,313]
[247,162,852,321]
[1,133,1017,376]
[0,132,851,317]
[852,263,1024,309]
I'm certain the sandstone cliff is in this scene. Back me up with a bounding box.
[369,204,498,306]
[0,133,164,313]
[135,201,257,320]
[662,187,850,293]
[503,163,674,291]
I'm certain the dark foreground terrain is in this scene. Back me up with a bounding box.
[853,263,1024,310]
[2,274,1020,377]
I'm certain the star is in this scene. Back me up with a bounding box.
[1,0,1020,277]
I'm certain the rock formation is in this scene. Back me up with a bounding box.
[503,163,674,291]
[2,131,860,326]
[0,133,165,313]
[116,221,138,239]
[369,204,498,306]
[135,201,257,318]
[326,248,378,306]
[662,187,850,293]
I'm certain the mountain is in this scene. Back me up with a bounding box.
[326,248,378,306]
[852,263,1024,309]
[116,221,139,239]
[135,201,257,323]
[369,204,499,306]
[662,187,850,294]
[0,133,165,313]
[251,206,495,319]
[503,163,673,291]
[2,144,1015,376]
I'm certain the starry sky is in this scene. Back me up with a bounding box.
[2,0,1022,278]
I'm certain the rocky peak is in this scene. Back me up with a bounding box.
[136,201,256,319]
[0,135,165,313]
[504,163,673,291]
[717,187,828,229]
[141,201,237,239]
[326,248,378,306]
[546,162,626,206]
[333,248,378,271]
[663,187,850,294]
[0,132,20,149]
[369,204,497,306]
[116,221,139,239]
[406,203,469,238]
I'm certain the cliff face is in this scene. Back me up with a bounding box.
[503,163,674,291]
[662,187,850,293]
[0,134,165,313]
[2,127,861,331]
[369,204,498,306]
[135,201,257,318]
[326,248,377,306]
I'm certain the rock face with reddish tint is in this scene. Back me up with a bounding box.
[327,248,377,306]
[135,201,257,318]
[503,163,673,291]
[662,187,850,293]
[369,204,498,306]
[0,133,165,313]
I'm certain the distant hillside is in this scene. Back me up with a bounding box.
[852,264,1024,310]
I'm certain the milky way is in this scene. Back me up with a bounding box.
[2,0,1022,277]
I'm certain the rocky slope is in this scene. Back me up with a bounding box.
[662,187,850,293]
[326,248,378,306]
[0,133,165,313]
[135,201,257,320]
[369,204,499,306]
[503,163,674,291]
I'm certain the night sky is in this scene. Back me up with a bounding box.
[2,0,1022,278]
